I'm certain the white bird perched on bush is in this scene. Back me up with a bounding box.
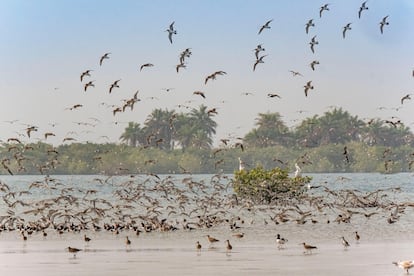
[238,157,246,171]
[294,163,302,177]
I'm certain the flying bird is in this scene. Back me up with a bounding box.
[267,93,281,98]
[109,79,121,93]
[80,70,92,82]
[253,44,265,59]
[258,19,273,34]
[44,132,56,140]
[401,94,412,105]
[379,16,389,34]
[176,63,186,73]
[358,1,368,19]
[253,55,267,71]
[140,63,154,71]
[289,70,303,77]
[342,23,352,39]
[84,80,95,92]
[193,91,206,99]
[309,36,318,53]
[179,48,192,63]
[304,81,314,97]
[99,52,111,66]
[207,108,218,116]
[68,104,83,110]
[319,4,330,18]
[26,126,38,138]
[305,19,315,34]
[205,71,226,84]
[310,60,320,71]
[235,142,244,151]
[166,21,177,44]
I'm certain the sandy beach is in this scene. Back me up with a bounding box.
[1,225,412,276]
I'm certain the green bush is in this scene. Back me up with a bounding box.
[233,166,312,204]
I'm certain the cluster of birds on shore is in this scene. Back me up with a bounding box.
[0,168,413,274]
[0,172,413,257]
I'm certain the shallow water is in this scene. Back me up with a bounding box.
[1,173,414,275]
[0,229,412,276]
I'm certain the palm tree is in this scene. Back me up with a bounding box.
[119,122,143,147]
[244,112,290,147]
[144,109,176,150]
[173,105,217,150]
[174,114,195,149]
[293,115,322,147]
[189,105,217,139]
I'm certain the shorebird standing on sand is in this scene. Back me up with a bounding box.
[302,242,317,254]
[206,235,219,246]
[196,241,202,252]
[341,236,350,249]
[354,231,360,243]
[225,240,233,253]
[125,236,131,248]
[67,246,82,258]
[276,234,288,249]
[392,260,414,274]
[84,234,91,245]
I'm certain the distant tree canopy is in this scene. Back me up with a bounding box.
[119,105,217,151]
[242,108,414,148]
[1,108,413,175]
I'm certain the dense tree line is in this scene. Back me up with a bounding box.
[120,107,414,150]
[0,108,413,175]
[119,105,217,150]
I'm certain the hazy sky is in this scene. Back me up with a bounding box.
[0,0,413,146]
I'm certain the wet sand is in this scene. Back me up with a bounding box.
[0,228,412,276]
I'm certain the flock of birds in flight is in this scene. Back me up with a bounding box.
[1,1,412,150]
[76,0,401,108]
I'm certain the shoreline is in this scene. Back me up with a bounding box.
[0,230,412,276]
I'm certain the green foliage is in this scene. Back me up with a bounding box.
[1,108,414,175]
[233,166,312,204]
